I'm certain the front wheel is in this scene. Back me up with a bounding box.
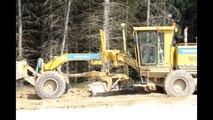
[35,71,66,99]
[163,70,195,97]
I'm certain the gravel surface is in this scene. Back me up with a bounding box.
[16,86,197,120]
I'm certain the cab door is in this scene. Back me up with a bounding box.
[138,31,157,65]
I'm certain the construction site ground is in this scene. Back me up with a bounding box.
[16,84,197,110]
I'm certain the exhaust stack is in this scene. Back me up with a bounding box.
[184,26,188,45]
[121,23,127,52]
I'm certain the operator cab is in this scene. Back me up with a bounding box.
[133,26,177,82]
[137,30,164,65]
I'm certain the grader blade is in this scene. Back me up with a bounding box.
[16,60,37,86]
[16,60,29,80]
[88,82,108,96]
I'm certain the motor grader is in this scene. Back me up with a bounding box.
[16,23,197,99]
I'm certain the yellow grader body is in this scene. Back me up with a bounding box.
[16,23,197,99]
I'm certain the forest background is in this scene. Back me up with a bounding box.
[16,0,197,83]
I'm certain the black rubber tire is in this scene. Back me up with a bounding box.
[163,70,195,97]
[35,71,66,99]
[64,78,70,94]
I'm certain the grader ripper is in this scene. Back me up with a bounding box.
[16,23,197,99]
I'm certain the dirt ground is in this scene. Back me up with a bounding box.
[16,85,197,110]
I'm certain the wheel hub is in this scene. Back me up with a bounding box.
[43,79,58,94]
[172,79,187,93]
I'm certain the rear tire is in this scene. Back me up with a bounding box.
[163,70,195,97]
[35,71,66,99]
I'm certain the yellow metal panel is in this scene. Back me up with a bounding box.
[135,32,141,66]
[133,26,175,31]
[171,47,175,67]
[99,29,106,52]
[156,26,176,31]
[44,54,68,70]
[134,47,138,65]
[163,30,174,67]
[139,65,170,78]
[175,45,197,66]
[133,27,157,31]
[177,54,197,65]
[90,60,102,65]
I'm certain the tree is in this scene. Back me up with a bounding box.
[171,0,197,41]
[147,0,150,26]
[58,0,73,72]
[61,0,73,55]
[17,0,23,60]
[102,0,111,73]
